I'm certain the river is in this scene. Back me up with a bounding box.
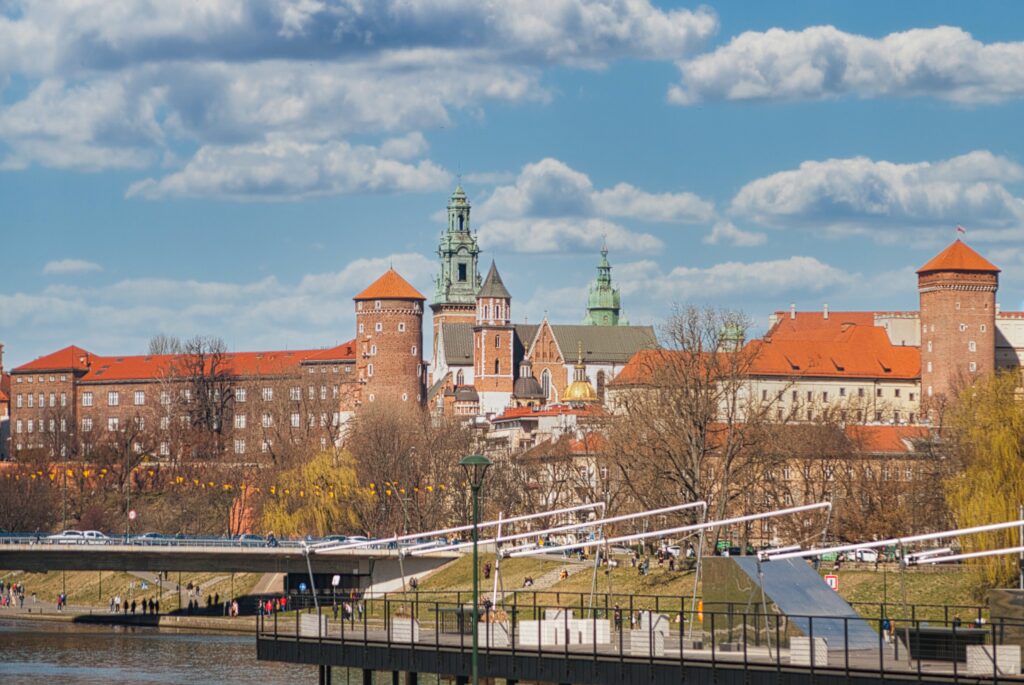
[0,618,309,684]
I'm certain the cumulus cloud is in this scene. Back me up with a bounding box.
[670,25,1024,105]
[730,150,1024,239]
[0,1,717,77]
[703,220,766,247]
[4,253,434,364]
[479,218,663,254]
[615,256,855,301]
[0,1,717,180]
[127,135,450,200]
[473,157,711,253]
[42,259,104,275]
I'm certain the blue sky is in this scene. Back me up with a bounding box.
[3,0,1024,367]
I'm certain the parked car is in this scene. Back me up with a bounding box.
[845,548,879,563]
[233,534,266,547]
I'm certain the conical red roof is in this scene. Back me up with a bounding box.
[353,268,426,301]
[917,239,1000,274]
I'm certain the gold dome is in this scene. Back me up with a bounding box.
[563,339,598,403]
[563,378,598,403]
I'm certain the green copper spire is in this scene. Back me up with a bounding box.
[433,185,482,305]
[583,242,626,326]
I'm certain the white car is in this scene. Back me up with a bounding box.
[844,548,879,563]
[46,530,109,544]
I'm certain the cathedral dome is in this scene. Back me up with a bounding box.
[513,375,545,400]
[563,377,598,403]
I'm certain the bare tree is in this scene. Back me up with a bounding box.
[606,306,786,539]
[148,334,183,356]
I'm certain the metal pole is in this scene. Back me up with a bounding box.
[471,482,481,685]
[1019,504,1023,590]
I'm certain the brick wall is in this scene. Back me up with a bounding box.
[355,297,425,405]
[919,270,997,406]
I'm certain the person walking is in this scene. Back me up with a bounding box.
[131,599,137,615]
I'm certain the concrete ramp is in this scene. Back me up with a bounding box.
[703,556,878,651]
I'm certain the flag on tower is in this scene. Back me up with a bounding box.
[956,225,967,235]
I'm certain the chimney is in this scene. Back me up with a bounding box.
[823,303,829,320]
[790,304,796,320]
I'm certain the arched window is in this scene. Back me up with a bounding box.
[456,369,464,385]
[541,369,551,398]
[459,214,464,231]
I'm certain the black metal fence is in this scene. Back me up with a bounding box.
[257,595,1024,683]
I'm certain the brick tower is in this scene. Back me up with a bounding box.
[430,185,481,379]
[473,262,514,414]
[917,239,999,408]
[354,269,426,406]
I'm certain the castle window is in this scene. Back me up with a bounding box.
[981,324,987,332]
[290,387,301,401]
[134,391,145,406]
[290,413,300,428]
[956,302,961,310]
[494,359,500,374]
[402,393,409,402]
[456,370,464,385]
[375,322,383,332]
[909,393,915,401]
[358,302,363,311]
[959,323,967,332]
[894,388,901,398]
[368,394,375,402]
[411,345,417,356]
[968,340,976,352]
[542,369,551,398]
[108,417,119,432]
[234,414,246,429]
[822,391,829,402]
[969,361,977,372]
[893,411,901,424]
[234,439,245,454]
[876,388,883,398]
[458,263,467,282]
[367,364,374,377]
[398,322,406,332]
[83,418,94,432]
[495,335,500,349]
[858,388,865,398]
[927,341,932,352]
[375,300,381,310]
[262,413,272,428]
[927,361,933,372]
[370,345,377,356]
[359,323,364,334]
[236,389,246,403]
[791,390,797,402]
[909,412,915,423]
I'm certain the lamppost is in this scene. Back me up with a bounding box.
[460,454,492,685]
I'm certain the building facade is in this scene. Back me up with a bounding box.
[9,269,424,463]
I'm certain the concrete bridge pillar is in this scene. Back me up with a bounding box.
[362,669,373,685]
[317,665,332,685]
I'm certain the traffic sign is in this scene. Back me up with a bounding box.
[128,510,137,521]
[824,574,839,591]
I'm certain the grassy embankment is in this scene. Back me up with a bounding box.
[399,554,984,622]
[0,568,263,610]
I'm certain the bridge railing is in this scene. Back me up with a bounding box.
[257,595,1024,683]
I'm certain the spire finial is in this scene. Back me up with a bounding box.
[577,340,584,365]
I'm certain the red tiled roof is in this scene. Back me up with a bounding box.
[747,325,919,380]
[353,269,425,301]
[845,425,931,454]
[613,325,919,385]
[0,388,8,403]
[491,403,606,423]
[14,342,356,383]
[767,312,876,339]
[917,239,1000,274]
[14,345,94,373]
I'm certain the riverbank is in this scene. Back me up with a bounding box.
[2,607,256,634]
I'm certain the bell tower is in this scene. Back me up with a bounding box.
[430,185,481,378]
[583,243,626,326]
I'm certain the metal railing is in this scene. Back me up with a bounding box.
[257,595,1024,683]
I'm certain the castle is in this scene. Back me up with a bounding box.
[427,185,657,416]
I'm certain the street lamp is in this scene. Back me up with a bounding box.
[460,453,492,685]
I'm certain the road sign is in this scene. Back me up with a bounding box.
[299,582,308,592]
[824,574,839,591]
[128,510,137,521]
[331,575,341,587]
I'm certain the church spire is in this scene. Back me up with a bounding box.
[583,244,625,326]
[433,184,481,306]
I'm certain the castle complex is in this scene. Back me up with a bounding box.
[3,184,1022,463]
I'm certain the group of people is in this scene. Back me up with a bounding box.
[108,594,160,615]
[0,580,26,608]
[259,596,290,615]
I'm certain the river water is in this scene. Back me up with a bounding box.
[0,618,310,684]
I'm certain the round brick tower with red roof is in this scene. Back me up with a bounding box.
[353,269,426,406]
[918,239,1000,409]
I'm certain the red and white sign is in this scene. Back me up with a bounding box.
[128,510,137,521]
[824,574,839,591]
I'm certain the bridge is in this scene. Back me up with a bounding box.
[0,540,457,586]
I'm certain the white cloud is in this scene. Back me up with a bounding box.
[730,150,1024,239]
[703,220,766,247]
[127,136,450,200]
[670,25,1024,105]
[0,1,716,177]
[3,253,434,364]
[42,259,104,275]
[479,217,663,253]
[472,157,711,253]
[615,256,854,301]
